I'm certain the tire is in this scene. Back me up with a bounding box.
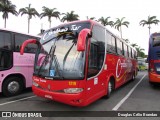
[2,77,24,97]
[104,80,113,99]
[131,72,135,81]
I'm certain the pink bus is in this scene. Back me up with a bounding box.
[0,28,40,97]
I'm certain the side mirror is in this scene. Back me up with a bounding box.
[77,28,91,51]
[20,39,37,55]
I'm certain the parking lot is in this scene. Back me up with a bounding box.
[0,71,160,119]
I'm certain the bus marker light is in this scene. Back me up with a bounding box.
[94,78,98,85]
[104,64,107,70]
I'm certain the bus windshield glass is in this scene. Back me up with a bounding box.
[34,22,91,80]
[153,35,160,47]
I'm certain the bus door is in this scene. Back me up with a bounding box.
[86,40,105,102]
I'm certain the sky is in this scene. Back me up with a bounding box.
[0,0,160,55]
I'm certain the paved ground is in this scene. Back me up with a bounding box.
[0,71,160,120]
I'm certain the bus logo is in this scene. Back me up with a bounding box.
[116,59,122,78]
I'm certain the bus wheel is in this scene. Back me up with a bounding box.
[131,72,135,81]
[2,77,23,97]
[104,80,114,99]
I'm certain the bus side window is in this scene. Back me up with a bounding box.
[0,50,12,70]
[88,43,99,77]
[15,34,38,53]
[0,31,11,50]
[0,31,12,70]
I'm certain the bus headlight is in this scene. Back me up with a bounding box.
[33,81,39,87]
[64,88,83,94]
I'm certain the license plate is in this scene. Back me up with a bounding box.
[44,95,52,99]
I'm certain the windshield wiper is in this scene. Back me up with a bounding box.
[49,45,63,79]
[37,44,55,76]
[37,43,63,79]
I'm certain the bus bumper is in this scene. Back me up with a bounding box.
[149,72,160,83]
[32,86,88,107]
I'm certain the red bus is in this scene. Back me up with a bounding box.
[148,32,160,85]
[20,20,138,106]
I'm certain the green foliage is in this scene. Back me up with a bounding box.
[61,11,79,22]
[0,0,18,28]
[114,17,129,38]
[98,17,114,27]
[19,4,39,33]
[136,47,145,58]
[139,16,159,35]
[40,6,60,28]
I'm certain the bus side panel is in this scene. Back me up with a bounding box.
[106,54,126,88]
[106,54,135,89]
[13,52,35,88]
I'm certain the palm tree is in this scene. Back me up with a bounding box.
[114,17,129,39]
[98,17,114,27]
[123,38,130,44]
[86,16,96,20]
[19,4,39,33]
[61,11,79,22]
[0,0,18,28]
[131,43,138,48]
[139,16,159,36]
[136,47,145,57]
[40,6,60,28]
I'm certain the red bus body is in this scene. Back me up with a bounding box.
[21,20,138,106]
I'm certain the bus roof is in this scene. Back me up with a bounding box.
[43,20,136,51]
[0,28,41,38]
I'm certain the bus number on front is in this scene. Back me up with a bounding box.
[68,81,76,86]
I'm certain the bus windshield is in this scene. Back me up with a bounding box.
[34,31,85,80]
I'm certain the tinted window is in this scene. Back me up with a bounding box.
[106,33,116,53]
[87,25,105,78]
[117,38,123,55]
[15,34,38,53]
[130,48,133,58]
[88,42,99,77]
[92,25,105,43]
[128,47,131,58]
[153,36,160,47]
[0,50,12,70]
[134,50,137,58]
[124,44,128,57]
[0,31,11,50]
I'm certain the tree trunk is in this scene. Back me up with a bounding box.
[120,26,122,38]
[49,20,51,28]
[148,24,151,36]
[4,18,6,28]
[28,18,30,33]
